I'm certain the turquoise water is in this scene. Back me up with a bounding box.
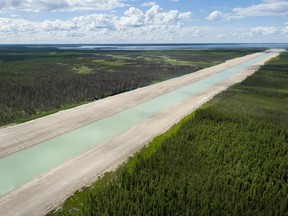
[0,53,274,196]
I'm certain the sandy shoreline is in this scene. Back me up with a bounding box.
[0,50,281,216]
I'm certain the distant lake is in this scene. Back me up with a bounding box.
[1,43,287,51]
[57,43,288,50]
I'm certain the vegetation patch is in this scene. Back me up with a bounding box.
[104,54,132,61]
[73,66,93,74]
[91,59,130,67]
[49,52,288,215]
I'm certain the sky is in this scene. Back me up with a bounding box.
[0,0,287,44]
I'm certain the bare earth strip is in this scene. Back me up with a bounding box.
[0,50,281,216]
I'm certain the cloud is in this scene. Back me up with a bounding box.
[216,34,226,39]
[0,18,34,33]
[206,10,226,21]
[119,7,144,27]
[216,26,278,39]
[232,1,288,18]
[141,2,156,7]
[283,26,288,34]
[206,0,288,21]
[0,4,192,43]
[0,0,126,12]
[250,26,277,36]
[283,23,288,35]
[118,5,191,27]
[190,29,202,38]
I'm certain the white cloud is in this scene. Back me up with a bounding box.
[232,1,288,18]
[283,23,288,35]
[216,34,226,39]
[250,26,277,36]
[10,13,20,18]
[0,4,192,43]
[118,5,191,27]
[0,0,126,13]
[141,2,156,7]
[179,12,192,20]
[72,14,117,30]
[206,0,288,21]
[206,10,226,21]
[216,26,278,39]
[190,29,202,38]
[0,18,35,33]
[41,19,75,31]
[119,7,144,27]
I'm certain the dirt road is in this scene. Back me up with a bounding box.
[0,50,281,216]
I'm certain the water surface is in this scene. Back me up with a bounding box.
[1,43,287,51]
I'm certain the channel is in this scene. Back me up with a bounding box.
[0,52,274,196]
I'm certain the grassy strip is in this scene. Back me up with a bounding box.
[73,66,93,74]
[91,59,130,66]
